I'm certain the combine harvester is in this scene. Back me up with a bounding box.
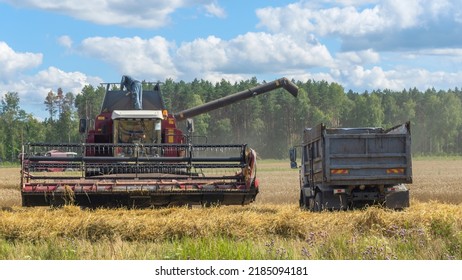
[20,77,298,208]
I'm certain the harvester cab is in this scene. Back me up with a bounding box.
[82,82,179,147]
[20,77,298,208]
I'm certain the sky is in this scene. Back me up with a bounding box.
[1,0,462,120]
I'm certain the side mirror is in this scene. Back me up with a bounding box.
[289,147,297,169]
[79,119,87,134]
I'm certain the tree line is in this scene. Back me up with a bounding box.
[1,78,461,162]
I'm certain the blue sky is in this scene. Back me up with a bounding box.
[1,0,462,120]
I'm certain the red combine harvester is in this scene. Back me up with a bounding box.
[20,77,298,208]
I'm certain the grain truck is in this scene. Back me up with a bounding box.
[290,122,412,211]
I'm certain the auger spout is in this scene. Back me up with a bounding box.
[174,77,298,121]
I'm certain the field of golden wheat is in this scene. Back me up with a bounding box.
[0,158,461,260]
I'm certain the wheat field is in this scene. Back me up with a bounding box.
[0,158,461,259]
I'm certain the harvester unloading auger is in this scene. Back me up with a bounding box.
[20,77,298,208]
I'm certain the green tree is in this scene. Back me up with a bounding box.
[0,92,30,161]
[56,92,79,143]
[207,80,235,143]
[44,90,57,121]
[344,91,384,127]
[304,80,350,127]
[75,85,105,121]
[439,92,462,153]
[4,78,462,159]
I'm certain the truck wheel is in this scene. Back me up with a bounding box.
[314,191,323,212]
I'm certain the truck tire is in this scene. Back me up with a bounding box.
[313,191,323,212]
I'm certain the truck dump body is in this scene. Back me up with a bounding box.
[294,122,412,211]
[310,123,412,186]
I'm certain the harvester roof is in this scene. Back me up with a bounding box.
[100,83,166,113]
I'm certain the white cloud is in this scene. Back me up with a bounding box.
[32,66,99,93]
[80,36,179,80]
[380,0,423,29]
[74,30,462,93]
[256,3,314,36]
[328,64,462,92]
[0,67,102,117]
[2,0,226,28]
[0,41,42,79]
[204,1,226,18]
[417,48,462,58]
[331,0,379,5]
[256,2,390,37]
[184,32,332,73]
[78,33,333,81]
[256,0,462,45]
[227,32,334,69]
[57,35,73,48]
[291,71,337,85]
[349,66,402,89]
[0,41,101,119]
[336,49,380,65]
[175,36,228,75]
[175,32,331,83]
[389,68,462,91]
[200,73,249,84]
